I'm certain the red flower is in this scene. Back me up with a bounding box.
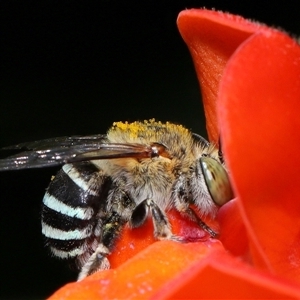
[49,9,300,299]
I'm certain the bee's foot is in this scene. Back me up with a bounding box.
[77,244,110,281]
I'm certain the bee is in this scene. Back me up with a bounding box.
[0,119,233,280]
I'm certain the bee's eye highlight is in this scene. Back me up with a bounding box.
[200,156,234,206]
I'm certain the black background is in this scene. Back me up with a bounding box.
[0,1,299,299]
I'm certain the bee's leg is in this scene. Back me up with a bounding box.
[77,244,110,281]
[129,199,150,228]
[77,212,126,281]
[147,199,173,239]
[130,199,181,241]
[177,205,217,238]
[146,199,182,241]
[173,176,218,238]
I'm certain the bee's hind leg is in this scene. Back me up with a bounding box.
[77,212,126,281]
[77,244,110,281]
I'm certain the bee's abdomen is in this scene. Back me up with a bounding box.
[41,163,105,261]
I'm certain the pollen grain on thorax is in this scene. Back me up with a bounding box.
[111,119,189,140]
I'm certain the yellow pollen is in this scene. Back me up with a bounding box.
[111,119,189,139]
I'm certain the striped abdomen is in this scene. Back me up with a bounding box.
[41,162,109,268]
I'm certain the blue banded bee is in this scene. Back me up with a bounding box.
[0,119,233,280]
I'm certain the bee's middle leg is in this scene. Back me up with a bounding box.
[130,199,181,241]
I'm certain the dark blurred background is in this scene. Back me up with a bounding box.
[0,1,299,299]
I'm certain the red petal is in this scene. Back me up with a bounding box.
[177,9,267,144]
[48,241,224,300]
[154,246,300,299]
[217,199,249,259]
[219,29,300,282]
[178,8,300,284]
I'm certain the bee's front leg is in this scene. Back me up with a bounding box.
[173,176,218,238]
[174,196,218,238]
[178,207,218,238]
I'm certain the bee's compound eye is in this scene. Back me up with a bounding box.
[200,156,234,206]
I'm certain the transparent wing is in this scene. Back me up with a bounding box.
[1,134,107,151]
[0,134,155,171]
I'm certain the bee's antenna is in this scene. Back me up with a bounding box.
[218,137,224,164]
[192,133,209,148]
